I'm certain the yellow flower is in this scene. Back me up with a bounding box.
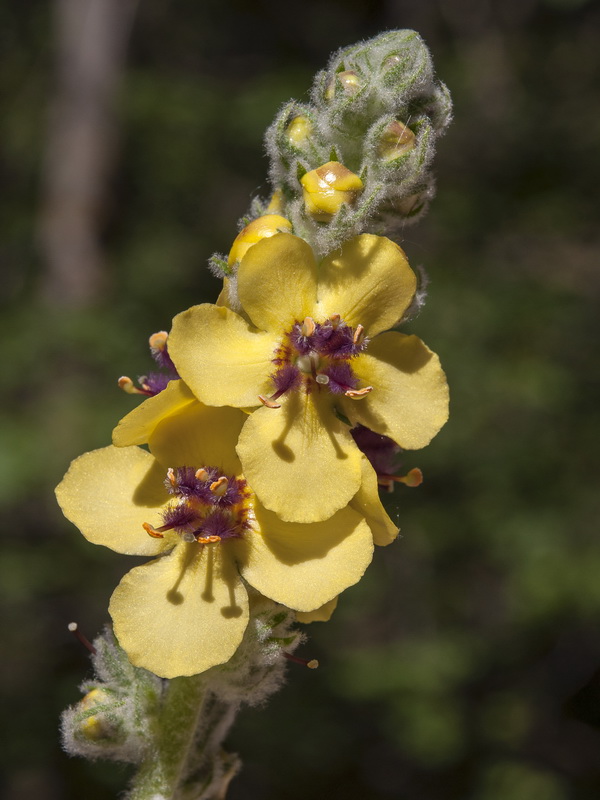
[300,161,364,221]
[56,402,374,679]
[113,388,400,548]
[168,233,449,524]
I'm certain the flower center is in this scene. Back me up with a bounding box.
[259,315,372,408]
[143,466,251,544]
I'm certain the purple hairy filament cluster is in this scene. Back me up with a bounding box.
[351,424,423,491]
[143,466,251,544]
[119,331,179,397]
[260,315,372,408]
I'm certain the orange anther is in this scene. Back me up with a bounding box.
[143,522,165,538]
[258,394,282,409]
[344,386,373,399]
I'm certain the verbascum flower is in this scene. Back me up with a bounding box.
[168,232,449,524]
[113,388,399,548]
[56,402,374,678]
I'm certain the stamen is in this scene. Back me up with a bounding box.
[118,376,148,395]
[344,386,373,399]
[166,467,177,487]
[330,313,341,328]
[210,476,229,497]
[195,467,209,481]
[283,652,319,669]
[315,373,330,385]
[259,394,282,409]
[301,316,316,337]
[68,622,97,655]
[143,522,166,538]
[196,534,222,544]
[378,468,423,490]
[149,331,168,352]
[353,324,365,345]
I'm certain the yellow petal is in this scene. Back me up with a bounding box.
[169,304,277,407]
[236,392,362,523]
[231,504,373,611]
[112,380,196,447]
[237,234,318,333]
[55,447,172,556]
[316,234,416,336]
[341,332,449,449]
[350,455,399,546]
[110,543,249,678]
[150,403,245,475]
[296,597,338,623]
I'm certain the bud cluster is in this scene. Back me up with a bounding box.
[62,599,303,771]
[263,29,452,255]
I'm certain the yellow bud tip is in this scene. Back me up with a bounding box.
[378,120,415,162]
[301,316,316,336]
[143,522,165,539]
[286,115,312,148]
[307,659,319,669]
[149,331,168,351]
[345,386,373,399]
[118,376,145,395]
[228,214,292,266]
[195,467,209,481]
[258,394,282,409]
[209,476,228,496]
[300,162,364,221]
[337,69,361,94]
[266,190,284,213]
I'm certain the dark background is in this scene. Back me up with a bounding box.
[2,0,600,797]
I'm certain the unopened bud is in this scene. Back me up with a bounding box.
[228,214,293,266]
[266,190,284,214]
[76,689,117,742]
[285,115,312,148]
[325,70,361,99]
[300,161,364,222]
[378,120,415,162]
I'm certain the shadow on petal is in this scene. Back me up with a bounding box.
[132,458,168,508]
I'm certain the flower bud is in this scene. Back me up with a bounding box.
[75,689,119,742]
[300,161,364,222]
[227,214,292,266]
[266,190,284,214]
[285,115,312,149]
[325,70,361,100]
[378,120,415,162]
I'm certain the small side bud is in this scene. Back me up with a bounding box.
[266,190,285,213]
[378,120,415,162]
[228,214,293,266]
[325,70,361,99]
[285,115,312,149]
[300,161,364,222]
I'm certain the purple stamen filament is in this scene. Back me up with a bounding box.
[143,466,250,544]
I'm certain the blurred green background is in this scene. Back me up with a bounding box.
[2,0,600,797]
